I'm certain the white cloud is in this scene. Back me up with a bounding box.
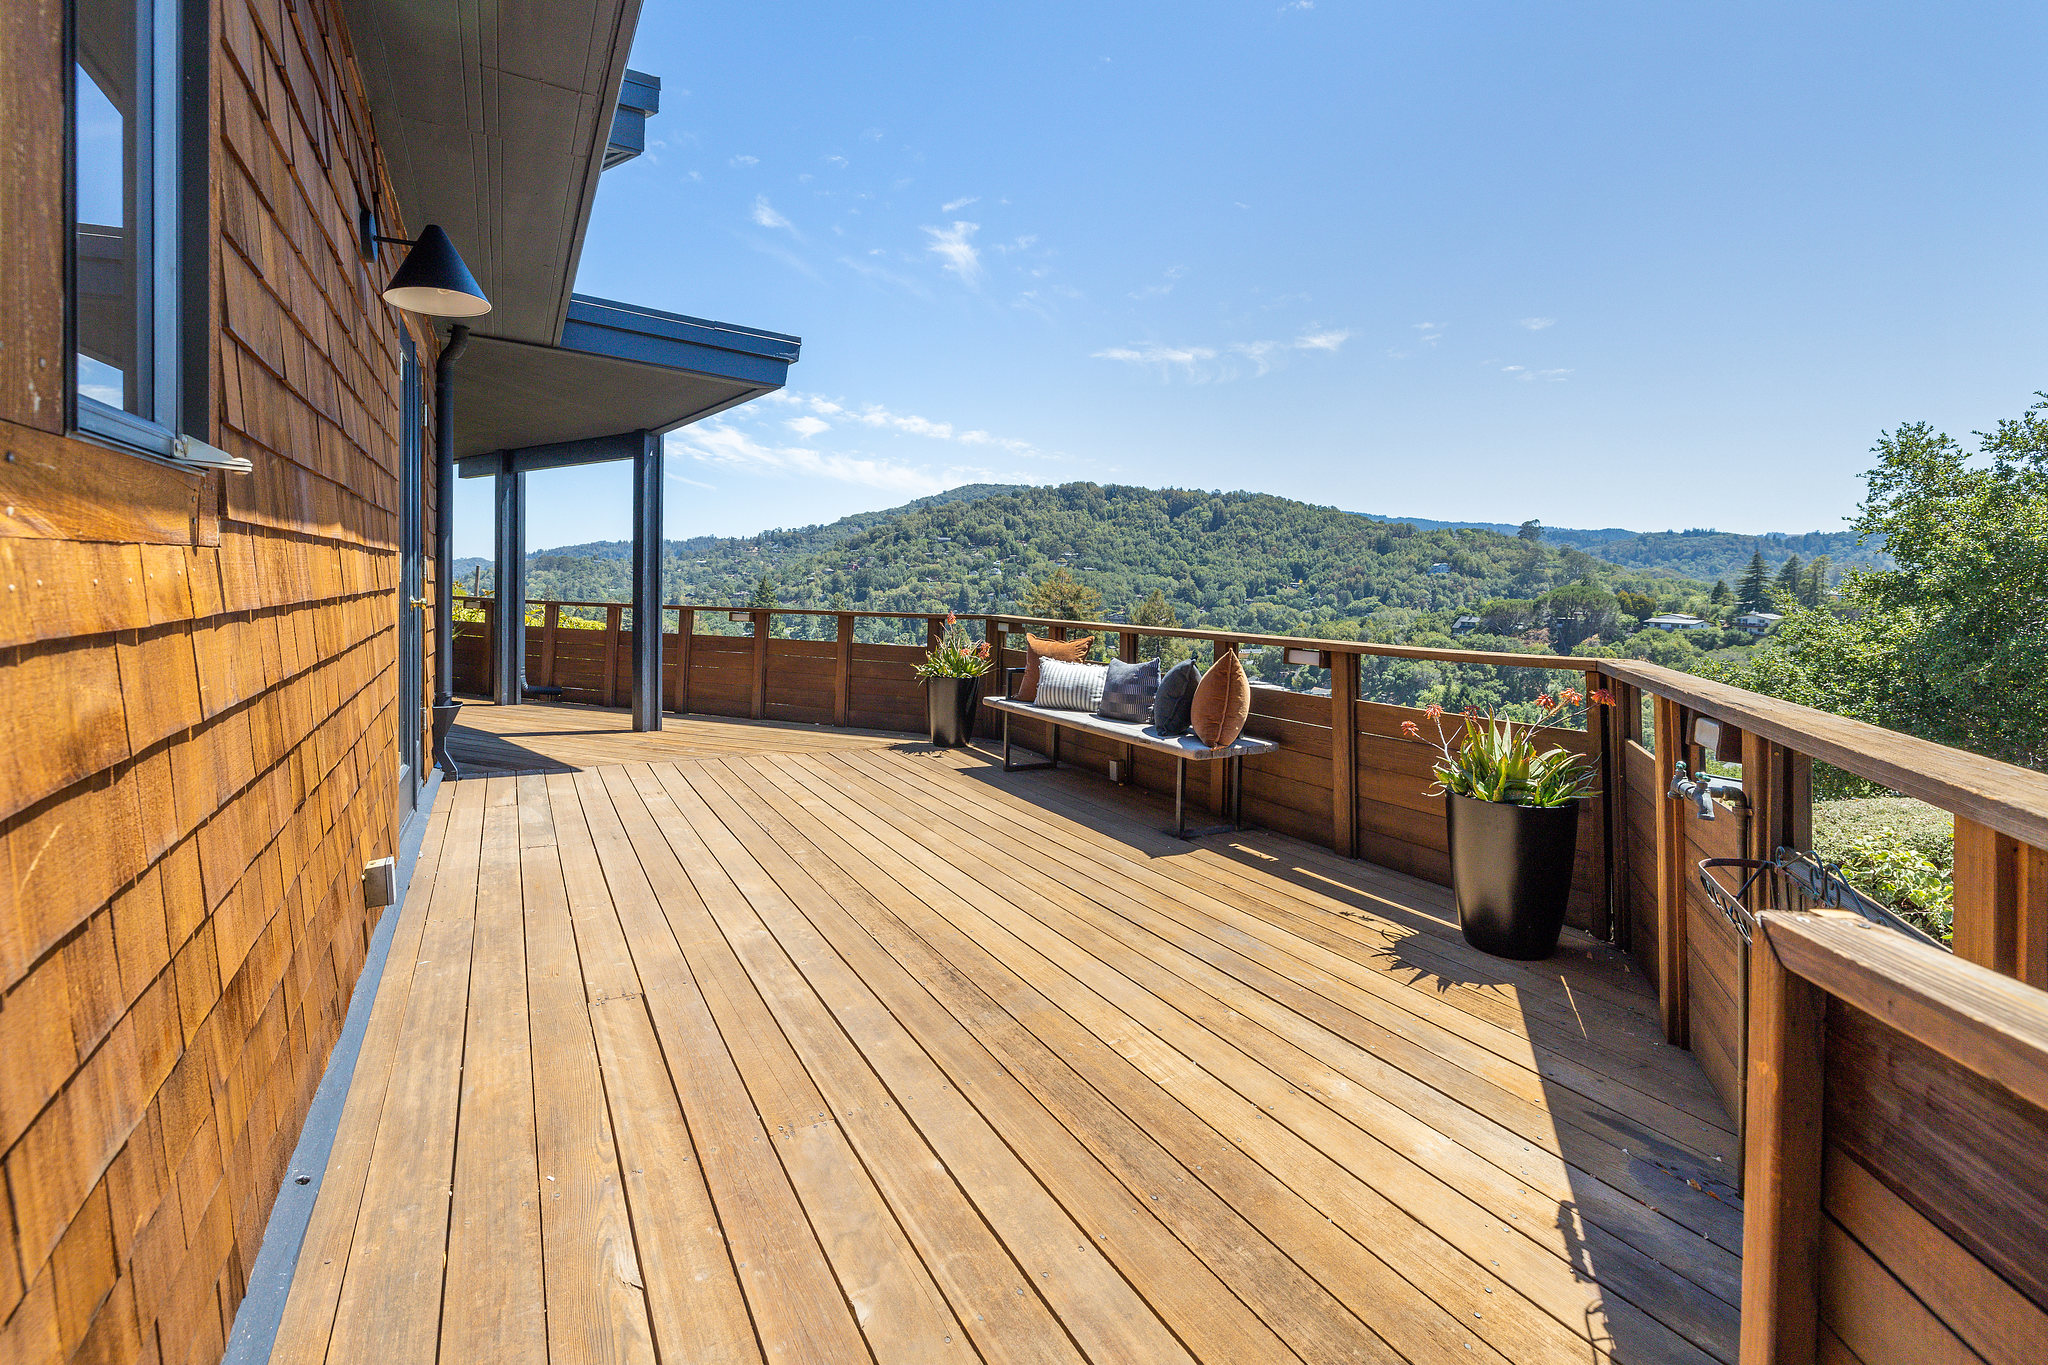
[1502,364,1572,382]
[1413,321,1445,346]
[729,153,758,167]
[750,195,794,230]
[667,471,717,492]
[923,221,983,285]
[1293,328,1351,351]
[1096,328,1348,381]
[941,195,980,212]
[1093,344,1219,379]
[764,389,1053,459]
[860,127,885,141]
[1128,264,1188,300]
[1519,316,1556,330]
[825,154,849,168]
[1280,0,1314,10]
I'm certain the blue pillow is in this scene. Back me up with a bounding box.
[1151,659,1201,735]
[1096,657,1159,723]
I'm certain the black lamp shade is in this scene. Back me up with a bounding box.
[382,224,492,317]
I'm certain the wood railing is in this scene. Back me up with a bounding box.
[456,598,2048,1360]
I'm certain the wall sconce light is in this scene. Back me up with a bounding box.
[361,207,491,317]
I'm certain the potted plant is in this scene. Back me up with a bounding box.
[915,615,992,747]
[1404,688,1614,958]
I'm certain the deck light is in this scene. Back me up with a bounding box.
[371,221,492,317]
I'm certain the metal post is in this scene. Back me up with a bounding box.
[492,453,526,706]
[430,324,470,772]
[630,430,664,732]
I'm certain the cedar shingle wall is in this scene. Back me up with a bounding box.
[0,2,434,1362]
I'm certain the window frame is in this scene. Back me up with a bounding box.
[64,0,206,461]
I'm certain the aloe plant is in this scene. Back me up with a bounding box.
[1403,688,1615,808]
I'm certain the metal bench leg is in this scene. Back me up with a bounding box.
[1001,707,1055,772]
[1175,757,1187,838]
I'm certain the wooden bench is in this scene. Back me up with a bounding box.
[984,677,1277,838]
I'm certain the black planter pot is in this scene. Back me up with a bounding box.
[925,674,981,747]
[1445,793,1582,959]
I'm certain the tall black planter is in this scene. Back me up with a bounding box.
[1445,793,1582,959]
[925,675,981,747]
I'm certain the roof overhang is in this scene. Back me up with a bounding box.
[454,295,801,468]
[340,0,643,346]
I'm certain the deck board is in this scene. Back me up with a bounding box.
[275,717,1741,1365]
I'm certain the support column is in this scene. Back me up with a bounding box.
[631,430,664,732]
[492,453,526,706]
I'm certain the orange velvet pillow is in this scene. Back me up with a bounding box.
[1189,648,1251,746]
[1018,634,1094,702]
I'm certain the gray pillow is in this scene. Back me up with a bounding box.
[1152,659,1201,735]
[1032,657,1107,711]
[1096,657,1159,722]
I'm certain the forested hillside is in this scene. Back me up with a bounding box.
[465,482,1720,630]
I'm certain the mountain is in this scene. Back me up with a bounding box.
[1357,514,1887,581]
[458,483,1752,642]
[459,483,1879,620]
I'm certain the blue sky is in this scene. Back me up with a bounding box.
[455,1,2046,556]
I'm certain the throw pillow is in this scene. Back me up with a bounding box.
[1096,657,1160,723]
[1152,659,1202,736]
[1017,634,1094,703]
[1190,649,1252,746]
[1033,658,1107,712]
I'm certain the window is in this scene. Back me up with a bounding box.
[69,0,186,454]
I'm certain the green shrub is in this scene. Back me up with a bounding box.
[1811,797,1954,942]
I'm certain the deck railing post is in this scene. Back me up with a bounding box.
[671,607,692,714]
[1740,914,1827,1365]
[540,602,560,691]
[1117,630,1140,784]
[1953,818,2048,988]
[601,604,623,708]
[835,613,854,727]
[981,617,1004,737]
[1587,669,1617,942]
[751,610,771,718]
[1212,639,1237,814]
[1331,650,1359,858]
[1654,692,1690,1046]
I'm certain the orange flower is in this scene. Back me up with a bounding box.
[1424,703,1444,720]
[1592,688,1617,707]
[1561,687,1583,707]
[1537,693,1557,710]
[945,613,958,625]
[1400,720,1421,739]
[1464,706,1480,717]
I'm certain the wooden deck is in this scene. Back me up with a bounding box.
[445,699,907,775]
[272,713,1742,1365]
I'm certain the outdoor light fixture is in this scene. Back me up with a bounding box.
[361,208,491,317]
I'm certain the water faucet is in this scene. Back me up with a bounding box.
[1668,761,1717,820]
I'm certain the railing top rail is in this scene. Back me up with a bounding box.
[1765,910,2048,1109]
[1603,658,2048,850]
[466,596,1590,669]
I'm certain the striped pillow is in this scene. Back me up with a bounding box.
[1032,658,1107,712]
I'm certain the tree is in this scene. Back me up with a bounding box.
[1733,396,2048,771]
[1131,588,1194,665]
[1736,550,1771,613]
[1801,555,1831,607]
[1709,578,1733,612]
[1544,582,1620,651]
[1773,553,1804,608]
[748,572,778,610]
[1517,519,1544,542]
[1023,565,1103,623]
[1615,589,1657,622]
